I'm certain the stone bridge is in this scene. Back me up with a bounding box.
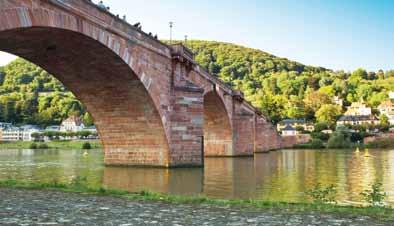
[0,0,297,167]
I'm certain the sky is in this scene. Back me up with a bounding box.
[1,0,393,71]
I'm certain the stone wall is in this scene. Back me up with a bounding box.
[364,132,394,144]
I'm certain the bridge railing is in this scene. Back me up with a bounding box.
[170,44,268,120]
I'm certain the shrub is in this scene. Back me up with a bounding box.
[29,143,38,149]
[350,132,366,143]
[311,132,330,142]
[309,139,325,149]
[82,142,92,150]
[70,176,88,188]
[361,182,387,206]
[314,122,329,133]
[306,183,337,204]
[38,143,49,149]
[327,129,351,149]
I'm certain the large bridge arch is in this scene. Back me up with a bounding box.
[0,0,292,168]
[203,90,233,156]
[0,5,174,166]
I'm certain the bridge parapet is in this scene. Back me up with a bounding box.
[48,0,171,58]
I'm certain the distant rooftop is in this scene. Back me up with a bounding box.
[338,115,377,121]
[280,119,306,124]
[282,124,296,131]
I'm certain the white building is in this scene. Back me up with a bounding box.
[0,122,12,130]
[0,125,42,141]
[378,100,394,125]
[281,125,298,136]
[1,127,22,141]
[60,115,85,132]
[45,125,60,132]
[389,91,394,100]
[344,102,372,116]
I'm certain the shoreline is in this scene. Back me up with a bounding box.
[0,140,102,150]
[0,179,393,222]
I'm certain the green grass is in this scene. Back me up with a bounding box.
[0,140,102,150]
[0,179,393,222]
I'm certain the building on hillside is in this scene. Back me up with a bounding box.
[389,91,394,100]
[277,119,314,132]
[281,125,298,136]
[332,96,344,107]
[337,115,379,126]
[60,115,85,132]
[344,102,372,116]
[378,100,394,125]
[45,125,60,132]
[0,127,22,141]
[0,122,12,130]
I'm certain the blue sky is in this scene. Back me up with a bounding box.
[1,0,393,71]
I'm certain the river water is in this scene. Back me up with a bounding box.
[0,149,393,206]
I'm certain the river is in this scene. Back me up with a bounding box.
[0,148,393,206]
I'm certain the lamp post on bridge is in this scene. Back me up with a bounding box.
[169,21,174,44]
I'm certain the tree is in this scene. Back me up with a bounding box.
[315,104,342,126]
[31,132,42,141]
[303,90,332,119]
[314,122,329,132]
[83,112,94,126]
[379,114,390,132]
[327,127,351,148]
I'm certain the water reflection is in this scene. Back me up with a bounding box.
[103,167,203,195]
[0,149,393,205]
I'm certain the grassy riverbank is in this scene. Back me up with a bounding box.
[0,140,102,150]
[0,179,393,222]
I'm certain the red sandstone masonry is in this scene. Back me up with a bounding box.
[0,0,300,167]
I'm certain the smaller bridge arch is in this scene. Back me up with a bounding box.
[203,90,233,156]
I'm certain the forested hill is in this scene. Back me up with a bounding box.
[0,59,92,127]
[0,40,393,126]
[185,41,393,123]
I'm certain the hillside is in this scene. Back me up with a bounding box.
[185,41,393,123]
[0,40,393,126]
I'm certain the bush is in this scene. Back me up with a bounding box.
[361,182,387,206]
[309,139,325,149]
[311,132,329,142]
[306,183,337,204]
[294,139,325,149]
[29,143,38,149]
[327,128,351,149]
[82,142,92,150]
[314,122,329,132]
[38,143,49,149]
[350,132,366,143]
